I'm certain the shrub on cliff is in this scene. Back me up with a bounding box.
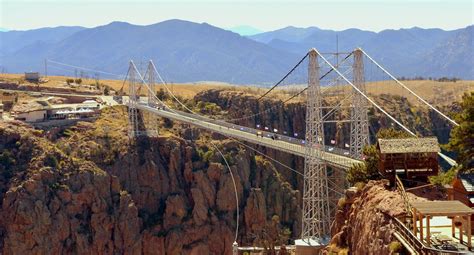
[347,145,380,185]
[0,150,16,178]
[44,154,59,168]
[444,92,474,172]
[429,167,457,186]
[196,101,222,115]
[156,88,168,101]
[253,215,291,253]
[389,241,402,253]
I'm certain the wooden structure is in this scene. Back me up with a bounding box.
[411,201,474,249]
[449,174,474,208]
[377,137,439,182]
[448,174,474,231]
[24,72,40,82]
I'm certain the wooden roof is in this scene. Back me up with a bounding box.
[411,201,474,216]
[377,137,440,154]
[459,174,474,192]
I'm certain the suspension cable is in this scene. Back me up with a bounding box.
[359,48,459,127]
[119,67,131,93]
[316,49,458,167]
[256,51,352,102]
[210,141,239,243]
[256,53,309,101]
[225,67,352,123]
[232,52,353,123]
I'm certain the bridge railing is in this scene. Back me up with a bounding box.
[136,103,360,168]
[158,105,353,157]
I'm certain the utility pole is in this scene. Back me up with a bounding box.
[44,59,48,78]
[301,48,331,244]
[350,48,369,159]
[336,34,339,68]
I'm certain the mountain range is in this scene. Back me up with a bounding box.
[228,25,263,36]
[0,20,472,84]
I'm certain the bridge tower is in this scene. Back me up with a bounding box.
[146,61,158,107]
[350,48,369,159]
[144,61,159,136]
[128,61,140,138]
[301,49,331,244]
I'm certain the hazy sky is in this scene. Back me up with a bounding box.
[1,0,473,31]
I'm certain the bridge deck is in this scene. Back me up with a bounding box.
[136,104,362,169]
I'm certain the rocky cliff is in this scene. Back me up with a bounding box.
[325,180,427,255]
[0,121,142,254]
[0,88,461,254]
[0,106,301,254]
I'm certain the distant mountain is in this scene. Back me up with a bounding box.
[249,25,473,79]
[0,21,472,82]
[417,25,474,79]
[228,25,263,36]
[0,20,298,84]
[0,26,85,56]
[250,26,322,44]
[257,27,376,55]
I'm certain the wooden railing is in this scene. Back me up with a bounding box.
[391,178,470,254]
[391,216,471,255]
[395,174,413,218]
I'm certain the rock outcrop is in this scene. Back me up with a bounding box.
[326,180,426,255]
[1,105,302,254]
[0,121,142,254]
[0,87,460,254]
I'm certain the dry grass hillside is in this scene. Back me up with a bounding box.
[1,73,472,104]
[0,74,231,99]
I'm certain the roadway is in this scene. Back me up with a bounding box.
[136,103,362,169]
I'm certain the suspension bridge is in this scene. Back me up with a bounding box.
[47,47,460,250]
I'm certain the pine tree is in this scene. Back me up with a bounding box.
[446,92,474,172]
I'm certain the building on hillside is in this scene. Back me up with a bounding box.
[12,99,47,122]
[449,174,474,208]
[24,72,40,82]
[12,97,101,123]
[448,174,474,231]
[45,100,100,121]
[377,137,440,182]
[15,109,48,122]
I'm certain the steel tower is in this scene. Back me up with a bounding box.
[145,61,159,136]
[350,49,369,159]
[128,61,139,138]
[301,49,331,243]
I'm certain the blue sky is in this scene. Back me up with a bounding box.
[1,0,473,32]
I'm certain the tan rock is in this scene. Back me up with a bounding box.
[191,188,208,226]
[244,188,266,234]
[164,195,187,229]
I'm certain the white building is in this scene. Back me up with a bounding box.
[15,109,47,122]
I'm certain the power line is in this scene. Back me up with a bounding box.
[47,59,125,78]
